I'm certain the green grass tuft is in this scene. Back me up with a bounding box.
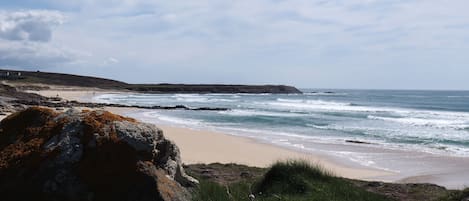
[192,159,392,201]
[253,160,390,201]
[192,180,231,201]
[255,160,332,195]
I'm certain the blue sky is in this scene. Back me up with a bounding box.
[1,0,468,90]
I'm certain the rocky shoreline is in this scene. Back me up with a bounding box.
[1,83,230,117]
[12,99,231,111]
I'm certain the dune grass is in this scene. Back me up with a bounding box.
[192,160,391,201]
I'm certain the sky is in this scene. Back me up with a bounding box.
[0,0,468,90]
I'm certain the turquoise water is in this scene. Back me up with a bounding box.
[94,89,469,157]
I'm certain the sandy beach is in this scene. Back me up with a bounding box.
[104,110,392,180]
[27,87,469,189]
[160,125,391,179]
[25,87,126,102]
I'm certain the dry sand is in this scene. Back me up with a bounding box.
[27,87,125,102]
[158,124,391,179]
[105,107,392,179]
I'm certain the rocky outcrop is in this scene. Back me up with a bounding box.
[0,107,197,201]
[11,99,230,111]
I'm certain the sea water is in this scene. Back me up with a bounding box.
[93,89,469,159]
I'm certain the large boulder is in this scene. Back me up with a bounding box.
[0,107,197,201]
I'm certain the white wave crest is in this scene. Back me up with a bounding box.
[368,115,469,130]
[142,112,203,126]
[271,99,393,113]
[218,109,305,117]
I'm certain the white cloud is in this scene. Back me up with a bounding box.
[0,9,78,69]
[0,10,64,42]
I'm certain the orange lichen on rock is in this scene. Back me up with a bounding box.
[81,110,136,143]
[0,107,195,201]
[85,110,136,124]
[0,107,64,170]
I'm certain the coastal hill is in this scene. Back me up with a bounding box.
[0,69,302,94]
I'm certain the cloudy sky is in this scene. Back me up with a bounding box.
[1,1,468,90]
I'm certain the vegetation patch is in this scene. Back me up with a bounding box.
[191,160,391,201]
[189,160,469,201]
[439,188,469,201]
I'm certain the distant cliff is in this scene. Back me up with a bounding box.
[0,69,302,94]
[127,84,302,94]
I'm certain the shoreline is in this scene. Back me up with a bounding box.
[26,87,469,189]
[160,124,391,179]
[105,106,392,180]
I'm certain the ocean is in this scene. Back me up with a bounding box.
[93,89,469,161]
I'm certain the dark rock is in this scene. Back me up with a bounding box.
[0,107,197,201]
[10,99,230,111]
[240,171,252,178]
[345,140,373,145]
[367,181,383,187]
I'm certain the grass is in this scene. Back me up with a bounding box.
[192,160,392,201]
[439,188,469,201]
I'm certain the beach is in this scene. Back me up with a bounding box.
[27,87,469,189]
